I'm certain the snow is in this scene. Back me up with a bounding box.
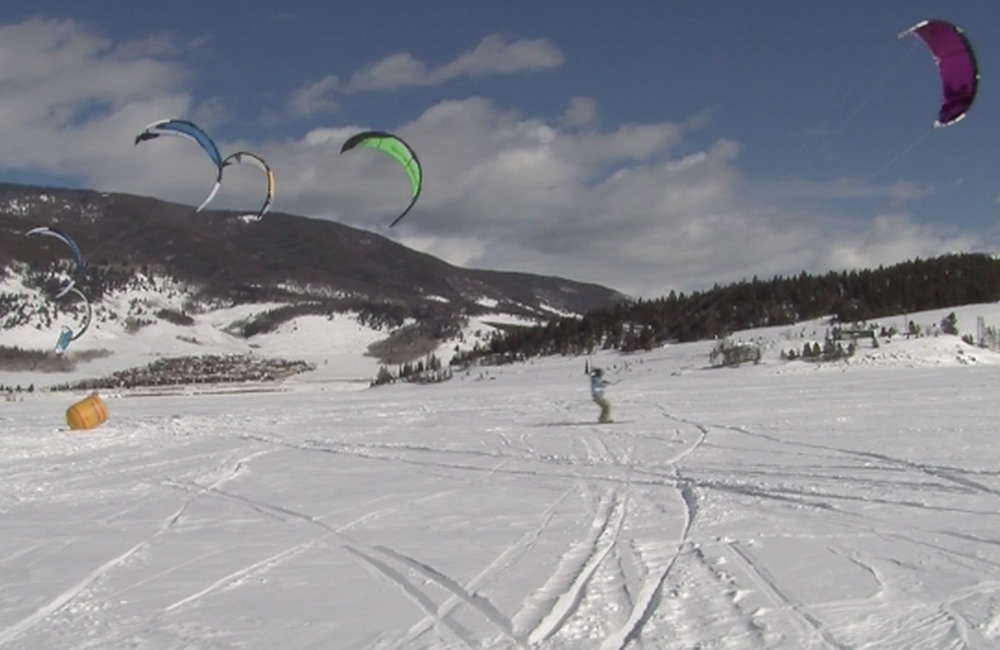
[2,199,31,216]
[538,303,579,318]
[0,194,103,223]
[0,299,390,391]
[5,302,1000,648]
[248,313,387,383]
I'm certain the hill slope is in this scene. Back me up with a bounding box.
[0,182,631,388]
[0,182,627,316]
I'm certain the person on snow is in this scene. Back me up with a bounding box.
[590,367,613,423]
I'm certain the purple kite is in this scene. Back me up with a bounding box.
[899,19,980,128]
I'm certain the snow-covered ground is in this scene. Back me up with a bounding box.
[5,301,1000,648]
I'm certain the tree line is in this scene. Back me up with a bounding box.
[452,253,1000,364]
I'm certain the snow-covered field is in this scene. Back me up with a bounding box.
[5,303,1000,648]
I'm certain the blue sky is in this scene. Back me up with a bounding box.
[0,1,997,297]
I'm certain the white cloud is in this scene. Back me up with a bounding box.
[189,95,228,128]
[820,213,976,272]
[759,176,935,203]
[346,34,563,92]
[287,74,340,117]
[111,32,184,59]
[560,96,597,128]
[0,18,193,175]
[0,18,981,299]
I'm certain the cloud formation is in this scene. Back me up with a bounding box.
[0,18,982,299]
[287,75,340,118]
[560,96,597,128]
[346,34,564,92]
[758,177,935,203]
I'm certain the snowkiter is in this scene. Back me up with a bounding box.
[590,368,612,423]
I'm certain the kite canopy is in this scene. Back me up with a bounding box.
[134,118,225,211]
[23,228,90,353]
[341,131,422,228]
[24,226,84,298]
[54,286,91,355]
[899,19,979,127]
[222,151,275,222]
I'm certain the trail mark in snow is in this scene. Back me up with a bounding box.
[344,545,477,650]
[0,504,187,647]
[512,488,628,644]
[728,541,847,649]
[386,485,576,650]
[372,545,526,649]
[164,539,321,613]
[0,448,257,647]
[600,482,698,650]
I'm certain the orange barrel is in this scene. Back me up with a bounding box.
[66,393,108,431]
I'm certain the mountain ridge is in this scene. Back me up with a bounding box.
[0,181,629,318]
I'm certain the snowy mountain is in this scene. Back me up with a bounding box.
[0,182,626,315]
[0,182,628,389]
[0,263,578,392]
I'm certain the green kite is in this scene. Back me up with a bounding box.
[341,131,423,228]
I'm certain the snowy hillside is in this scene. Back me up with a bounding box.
[6,255,1000,394]
[0,182,629,321]
[724,301,1000,370]
[0,187,108,223]
[0,267,548,391]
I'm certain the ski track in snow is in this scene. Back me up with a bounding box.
[463,408,705,649]
[163,540,321,614]
[727,541,845,649]
[0,447,261,647]
[636,410,1000,649]
[336,403,707,649]
[117,424,540,650]
[346,544,480,650]
[85,469,481,648]
[381,485,577,650]
[590,412,704,650]
[512,487,625,643]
